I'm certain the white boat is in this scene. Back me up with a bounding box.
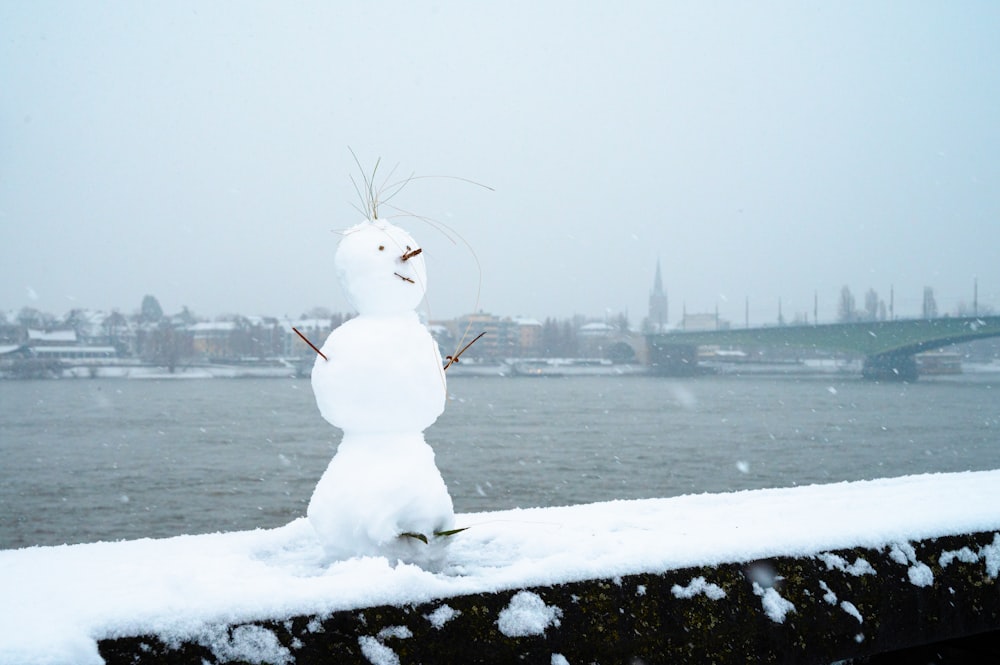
[510,358,647,377]
[443,360,511,377]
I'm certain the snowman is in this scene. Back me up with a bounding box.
[307,217,455,569]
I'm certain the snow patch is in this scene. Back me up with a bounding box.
[908,563,934,587]
[818,580,837,605]
[425,604,460,630]
[671,576,727,600]
[752,582,795,624]
[817,552,875,576]
[199,625,291,665]
[358,636,399,665]
[982,533,1000,578]
[888,542,915,566]
[889,541,934,587]
[376,625,412,641]
[497,591,563,637]
[358,625,410,665]
[840,601,863,624]
[939,547,978,568]
[551,655,570,665]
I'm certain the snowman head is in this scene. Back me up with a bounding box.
[336,219,428,315]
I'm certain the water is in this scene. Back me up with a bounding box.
[2,374,998,550]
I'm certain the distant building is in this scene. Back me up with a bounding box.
[450,312,502,359]
[578,321,616,337]
[27,329,77,346]
[513,318,542,356]
[577,321,615,357]
[445,313,545,360]
[680,313,730,331]
[648,259,669,332]
[24,328,117,362]
[189,321,238,358]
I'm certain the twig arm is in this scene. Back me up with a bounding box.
[443,331,486,370]
[293,327,328,361]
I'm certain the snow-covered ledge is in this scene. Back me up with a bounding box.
[4,471,1000,665]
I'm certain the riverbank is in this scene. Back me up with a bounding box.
[4,358,998,380]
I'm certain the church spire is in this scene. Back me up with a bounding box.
[648,258,668,331]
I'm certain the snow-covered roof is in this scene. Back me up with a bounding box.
[27,329,76,343]
[188,321,237,332]
[238,315,281,326]
[2,470,999,663]
[578,322,615,334]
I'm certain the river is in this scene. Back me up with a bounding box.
[1,373,998,549]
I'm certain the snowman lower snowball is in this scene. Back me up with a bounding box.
[307,218,456,569]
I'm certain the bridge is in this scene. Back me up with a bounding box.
[646,315,1000,381]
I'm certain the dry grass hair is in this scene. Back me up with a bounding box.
[345,148,493,361]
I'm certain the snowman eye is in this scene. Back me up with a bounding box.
[378,245,385,251]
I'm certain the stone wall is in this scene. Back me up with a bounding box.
[99,530,1000,664]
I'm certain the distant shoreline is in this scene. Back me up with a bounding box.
[3,359,999,380]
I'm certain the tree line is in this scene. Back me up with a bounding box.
[2,297,637,370]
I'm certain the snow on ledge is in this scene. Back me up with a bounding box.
[3,470,1000,664]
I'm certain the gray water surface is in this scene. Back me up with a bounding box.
[2,374,998,549]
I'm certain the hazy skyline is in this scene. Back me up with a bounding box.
[2,2,999,326]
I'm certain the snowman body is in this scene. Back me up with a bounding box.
[307,219,454,567]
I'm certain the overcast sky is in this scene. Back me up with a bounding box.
[2,1,998,326]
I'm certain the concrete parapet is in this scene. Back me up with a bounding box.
[99,530,1000,664]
